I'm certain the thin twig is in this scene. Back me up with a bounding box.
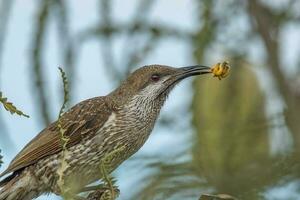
[122,0,157,74]
[57,67,70,148]
[98,0,122,81]
[0,0,16,152]
[53,0,75,103]
[0,0,13,71]
[31,0,52,125]
[56,67,70,198]
[78,24,191,44]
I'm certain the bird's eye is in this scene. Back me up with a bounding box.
[151,74,160,82]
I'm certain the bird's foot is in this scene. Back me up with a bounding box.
[78,184,120,200]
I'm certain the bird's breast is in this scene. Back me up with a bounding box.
[93,102,158,158]
[32,103,161,191]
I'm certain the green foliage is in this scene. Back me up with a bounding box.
[55,67,124,200]
[56,67,70,199]
[0,92,29,118]
[0,91,29,170]
[200,194,237,200]
[191,59,269,199]
[99,146,125,200]
[134,61,269,200]
[57,67,70,149]
[31,0,52,125]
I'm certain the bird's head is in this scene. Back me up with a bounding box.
[109,64,211,108]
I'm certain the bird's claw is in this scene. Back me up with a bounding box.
[86,186,120,200]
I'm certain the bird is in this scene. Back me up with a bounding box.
[0,64,214,200]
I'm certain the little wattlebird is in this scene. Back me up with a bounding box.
[0,63,229,200]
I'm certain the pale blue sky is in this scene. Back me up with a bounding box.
[0,0,300,199]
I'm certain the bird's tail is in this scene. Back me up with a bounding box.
[0,171,40,200]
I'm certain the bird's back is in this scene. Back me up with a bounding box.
[0,96,111,180]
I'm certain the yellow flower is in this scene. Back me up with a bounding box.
[211,61,230,80]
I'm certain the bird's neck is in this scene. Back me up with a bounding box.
[122,90,166,121]
[107,85,167,120]
[93,93,167,163]
[110,93,164,155]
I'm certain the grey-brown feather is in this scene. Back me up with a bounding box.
[0,96,111,179]
[1,91,165,196]
[0,65,183,199]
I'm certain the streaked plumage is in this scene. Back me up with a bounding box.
[0,64,211,200]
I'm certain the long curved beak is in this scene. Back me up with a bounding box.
[158,65,212,98]
[175,65,211,81]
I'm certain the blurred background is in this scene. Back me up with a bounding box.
[0,0,300,199]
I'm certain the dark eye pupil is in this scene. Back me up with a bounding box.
[151,74,160,81]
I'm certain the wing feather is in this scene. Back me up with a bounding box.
[0,96,111,178]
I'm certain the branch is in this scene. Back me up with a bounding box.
[30,0,52,125]
[247,0,290,99]
[0,0,13,71]
[121,0,157,74]
[199,194,237,200]
[57,67,70,149]
[97,146,125,200]
[247,0,300,145]
[53,0,76,102]
[0,149,3,168]
[56,67,71,198]
[98,0,121,81]
[78,24,191,44]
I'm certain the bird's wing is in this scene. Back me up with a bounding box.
[0,96,112,178]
